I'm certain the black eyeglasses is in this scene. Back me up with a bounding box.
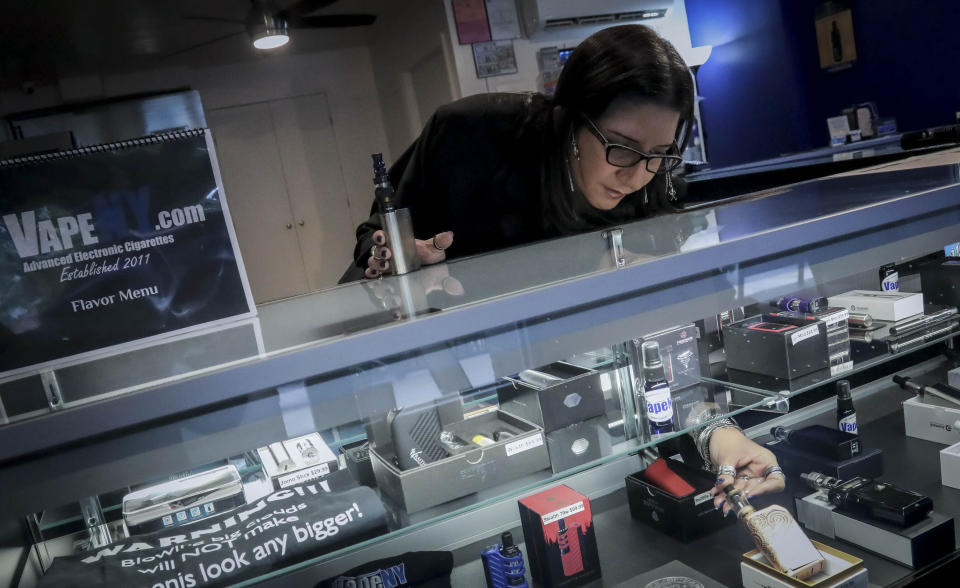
[581,116,683,173]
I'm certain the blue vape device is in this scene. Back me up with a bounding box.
[482,531,528,588]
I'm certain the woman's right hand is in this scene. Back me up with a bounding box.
[364,230,454,279]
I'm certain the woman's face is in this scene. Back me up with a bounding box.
[570,101,680,211]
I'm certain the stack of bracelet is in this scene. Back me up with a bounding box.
[694,417,742,472]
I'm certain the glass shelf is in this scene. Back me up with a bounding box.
[225,379,773,586]
[703,331,958,398]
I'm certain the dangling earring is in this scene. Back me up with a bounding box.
[666,173,677,201]
[570,132,580,161]
[642,186,649,206]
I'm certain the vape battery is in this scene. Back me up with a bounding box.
[122,465,245,535]
[257,432,339,489]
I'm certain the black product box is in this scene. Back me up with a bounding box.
[920,257,960,308]
[545,418,611,473]
[500,362,606,432]
[724,314,829,379]
[796,490,955,568]
[368,405,549,513]
[766,439,883,481]
[630,323,704,392]
[340,440,376,487]
[625,458,734,542]
[518,484,601,586]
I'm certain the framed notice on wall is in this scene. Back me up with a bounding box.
[0,129,256,378]
[815,1,857,71]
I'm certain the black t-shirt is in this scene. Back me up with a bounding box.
[340,93,682,283]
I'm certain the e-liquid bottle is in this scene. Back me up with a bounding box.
[371,153,419,275]
[641,341,674,435]
[836,380,858,434]
[879,263,899,292]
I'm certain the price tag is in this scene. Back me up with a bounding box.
[791,324,821,345]
[505,433,544,457]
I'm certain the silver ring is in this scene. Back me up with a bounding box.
[764,466,785,478]
[370,244,381,260]
[736,474,751,481]
[432,235,449,251]
[717,464,736,477]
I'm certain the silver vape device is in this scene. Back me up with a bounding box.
[372,153,419,275]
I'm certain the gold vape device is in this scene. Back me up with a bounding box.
[725,486,825,580]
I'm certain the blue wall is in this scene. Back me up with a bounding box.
[686,0,960,167]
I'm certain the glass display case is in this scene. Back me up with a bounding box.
[1,149,959,587]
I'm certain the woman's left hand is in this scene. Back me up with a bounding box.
[709,427,785,514]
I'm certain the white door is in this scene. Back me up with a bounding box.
[207,102,308,303]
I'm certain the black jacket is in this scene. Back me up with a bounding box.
[340,93,681,283]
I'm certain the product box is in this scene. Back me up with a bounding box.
[629,323,703,391]
[902,394,960,445]
[518,485,601,586]
[828,290,924,322]
[499,362,606,432]
[771,308,853,375]
[724,314,829,379]
[795,490,955,568]
[340,439,376,487]
[369,408,549,513]
[545,417,611,474]
[949,365,960,389]
[625,458,734,542]
[741,540,867,588]
[920,257,960,308]
[940,441,960,489]
[257,432,339,490]
[122,465,245,534]
[765,439,882,481]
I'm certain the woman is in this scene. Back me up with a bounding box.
[342,24,782,507]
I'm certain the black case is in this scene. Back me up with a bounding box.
[625,459,734,542]
[724,314,829,379]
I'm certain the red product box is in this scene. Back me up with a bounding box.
[518,485,601,586]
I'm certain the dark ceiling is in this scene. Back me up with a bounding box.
[0,0,395,89]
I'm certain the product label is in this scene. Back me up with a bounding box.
[693,491,713,506]
[276,463,331,488]
[830,361,854,375]
[505,433,544,457]
[791,324,821,345]
[822,308,850,327]
[839,414,858,434]
[541,501,585,525]
[644,386,673,425]
[881,271,900,292]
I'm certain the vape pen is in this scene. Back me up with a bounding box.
[269,442,295,472]
[848,312,873,328]
[481,531,528,588]
[372,153,419,275]
[296,438,319,461]
[770,295,828,313]
[836,380,858,434]
[641,341,674,435]
[887,307,958,336]
[893,375,960,407]
[801,471,933,527]
[771,425,860,460]
[557,518,584,576]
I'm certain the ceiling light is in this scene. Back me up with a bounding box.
[247,6,289,50]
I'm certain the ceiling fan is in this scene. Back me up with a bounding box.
[181,0,377,54]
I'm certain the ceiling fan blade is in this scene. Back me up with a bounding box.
[182,15,246,25]
[163,30,245,59]
[291,14,377,28]
[275,0,340,21]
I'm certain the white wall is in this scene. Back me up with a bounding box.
[441,0,708,97]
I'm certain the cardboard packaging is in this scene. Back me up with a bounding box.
[940,441,960,489]
[257,432,339,490]
[828,290,924,322]
[765,439,882,481]
[499,362,606,432]
[630,323,703,392]
[724,314,829,379]
[369,409,549,513]
[902,395,960,445]
[795,490,955,568]
[518,485,601,586]
[625,458,734,542]
[741,540,867,588]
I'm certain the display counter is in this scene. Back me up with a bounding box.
[2,148,960,586]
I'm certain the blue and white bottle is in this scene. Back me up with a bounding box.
[641,341,674,435]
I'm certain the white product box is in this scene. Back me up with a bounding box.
[741,540,867,588]
[940,441,960,489]
[827,290,923,322]
[902,395,960,445]
[949,365,960,388]
[257,432,339,489]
